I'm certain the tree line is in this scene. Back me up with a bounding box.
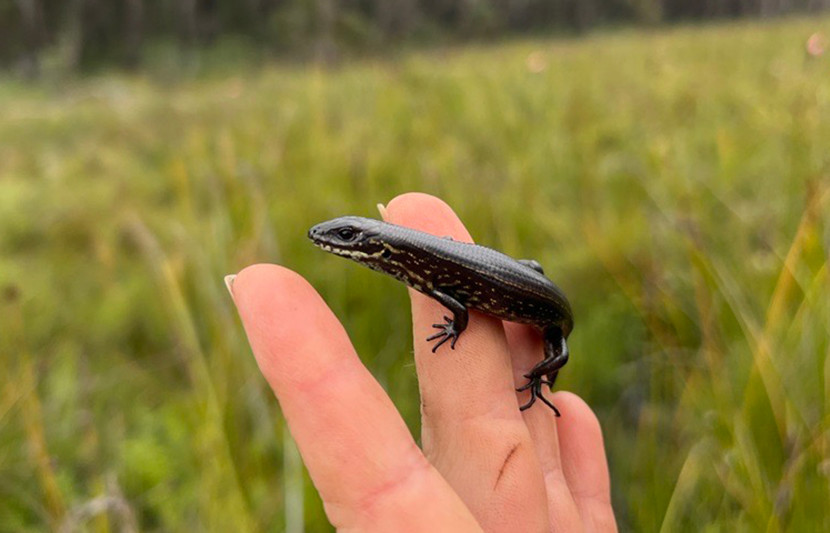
[4,0,829,74]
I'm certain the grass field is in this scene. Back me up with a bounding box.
[1,16,829,532]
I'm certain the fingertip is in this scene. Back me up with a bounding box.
[385,193,473,243]
[231,263,352,388]
[233,263,319,320]
[386,192,447,213]
[234,263,306,299]
[551,391,604,442]
[552,391,613,506]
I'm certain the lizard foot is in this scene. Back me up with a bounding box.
[426,316,460,353]
[517,375,560,416]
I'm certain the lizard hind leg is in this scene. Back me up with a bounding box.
[516,328,569,414]
[518,259,545,275]
[518,377,561,415]
[543,336,569,388]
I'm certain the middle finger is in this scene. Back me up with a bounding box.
[384,193,548,531]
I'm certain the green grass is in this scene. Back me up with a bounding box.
[1,16,829,532]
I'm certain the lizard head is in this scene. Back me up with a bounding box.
[308,216,388,259]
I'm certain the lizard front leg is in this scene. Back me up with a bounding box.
[425,289,469,353]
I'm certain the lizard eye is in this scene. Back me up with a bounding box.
[337,228,356,241]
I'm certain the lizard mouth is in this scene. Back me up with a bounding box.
[310,239,335,252]
[310,239,355,257]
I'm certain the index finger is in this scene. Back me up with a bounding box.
[229,264,479,530]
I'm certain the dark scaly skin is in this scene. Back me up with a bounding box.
[308,216,574,414]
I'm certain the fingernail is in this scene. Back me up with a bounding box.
[224,274,237,297]
[376,202,388,220]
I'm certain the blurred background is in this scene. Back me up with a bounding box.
[1,1,829,531]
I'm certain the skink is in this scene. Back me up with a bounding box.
[308,216,573,414]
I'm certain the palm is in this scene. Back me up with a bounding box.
[229,193,617,532]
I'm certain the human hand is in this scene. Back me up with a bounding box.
[226,193,617,532]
